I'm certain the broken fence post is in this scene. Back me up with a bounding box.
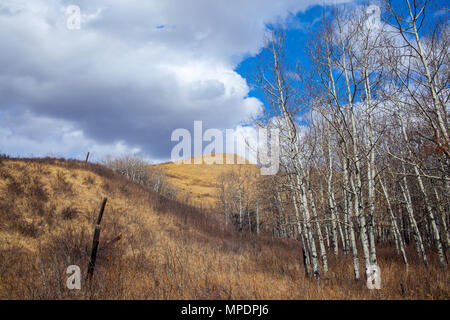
[86,197,107,284]
[96,197,107,225]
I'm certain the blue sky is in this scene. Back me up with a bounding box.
[236,5,326,107]
[236,0,449,121]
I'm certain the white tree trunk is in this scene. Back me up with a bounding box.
[379,174,408,267]
[399,115,446,267]
[399,162,429,267]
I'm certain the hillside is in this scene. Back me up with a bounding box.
[0,156,301,299]
[153,153,258,207]
[0,156,448,299]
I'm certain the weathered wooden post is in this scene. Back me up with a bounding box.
[85,152,90,164]
[86,197,107,284]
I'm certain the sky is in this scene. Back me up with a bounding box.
[0,0,388,163]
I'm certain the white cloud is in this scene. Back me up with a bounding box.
[0,0,335,161]
[0,109,141,160]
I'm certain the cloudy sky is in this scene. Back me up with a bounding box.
[0,0,340,162]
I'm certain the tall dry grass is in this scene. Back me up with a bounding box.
[0,156,448,299]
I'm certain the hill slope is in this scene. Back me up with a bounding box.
[0,156,447,299]
[153,153,258,206]
[0,156,301,299]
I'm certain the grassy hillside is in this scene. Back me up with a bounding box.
[0,156,448,299]
[153,153,258,207]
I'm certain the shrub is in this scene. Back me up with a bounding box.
[16,220,41,238]
[103,155,150,185]
[28,177,48,202]
[61,207,79,220]
[103,155,178,199]
[52,171,74,196]
[0,199,18,227]
[82,176,96,187]
[102,182,113,193]
[7,179,23,197]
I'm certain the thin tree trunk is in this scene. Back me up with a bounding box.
[379,174,408,267]
[399,163,429,267]
[399,115,446,267]
[306,176,328,275]
[325,123,339,256]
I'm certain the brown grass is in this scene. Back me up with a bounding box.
[153,153,258,207]
[0,156,448,299]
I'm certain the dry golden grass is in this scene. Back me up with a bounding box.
[153,153,258,207]
[0,156,448,299]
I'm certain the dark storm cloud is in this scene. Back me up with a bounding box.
[0,0,325,160]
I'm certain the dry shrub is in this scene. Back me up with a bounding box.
[83,175,96,187]
[0,227,91,299]
[16,219,42,238]
[7,178,23,196]
[102,182,113,193]
[104,155,179,199]
[61,207,79,220]
[118,184,131,196]
[0,199,17,223]
[52,171,74,196]
[27,177,48,202]
[29,199,46,217]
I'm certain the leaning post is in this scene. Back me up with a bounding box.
[86,197,107,284]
